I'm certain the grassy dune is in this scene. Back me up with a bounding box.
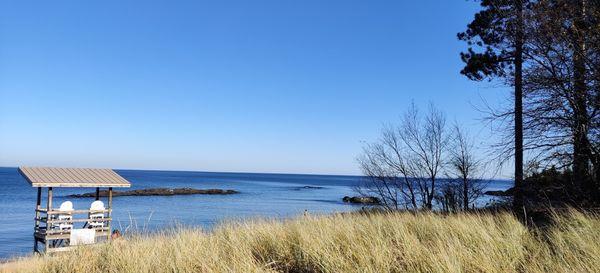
[2,209,600,273]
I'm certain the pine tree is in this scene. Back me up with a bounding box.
[458,0,526,213]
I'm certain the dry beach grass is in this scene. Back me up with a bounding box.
[2,209,600,273]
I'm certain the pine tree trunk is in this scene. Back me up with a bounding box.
[513,0,525,213]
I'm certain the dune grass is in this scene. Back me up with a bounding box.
[2,209,600,273]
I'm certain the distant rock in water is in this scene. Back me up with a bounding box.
[68,187,239,198]
[342,196,380,204]
[485,187,515,197]
[292,185,325,190]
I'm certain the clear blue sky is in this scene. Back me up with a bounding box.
[0,0,508,175]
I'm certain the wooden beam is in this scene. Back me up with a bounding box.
[107,187,113,240]
[44,217,113,224]
[40,227,110,236]
[45,187,52,252]
[33,187,41,253]
[47,187,53,211]
[95,187,100,201]
[40,209,111,215]
[43,231,110,241]
[108,187,113,209]
[36,187,42,209]
[45,246,76,253]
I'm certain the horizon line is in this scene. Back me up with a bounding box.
[0,165,512,181]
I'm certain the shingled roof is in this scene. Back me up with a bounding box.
[19,167,131,188]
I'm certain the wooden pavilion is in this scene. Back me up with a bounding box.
[19,167,131,253]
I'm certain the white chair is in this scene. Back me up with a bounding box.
[53,201,74,231]
[88,200,106,228]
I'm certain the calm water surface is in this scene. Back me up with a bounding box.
[0,167,512,259]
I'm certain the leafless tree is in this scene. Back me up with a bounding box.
[357,138,417,210]
[442,124,488,211]
[358,103,448,210]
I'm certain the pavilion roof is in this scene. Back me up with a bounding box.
[19,167,131,188]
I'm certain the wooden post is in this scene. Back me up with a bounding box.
[33,187,41,253]
[45,187,53,251]
[95,187,100,201]
[47,187,53,210]
[107,187,113,240]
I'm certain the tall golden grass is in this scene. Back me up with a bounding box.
[2,209,600,273]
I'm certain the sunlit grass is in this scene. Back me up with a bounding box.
[2,209,600,272]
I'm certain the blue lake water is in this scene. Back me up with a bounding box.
[0,167,512,259]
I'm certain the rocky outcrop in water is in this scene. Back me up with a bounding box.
[68,187,239,198]
[292,186,325,190]
[342,196,380,204]
[484,187,515,197]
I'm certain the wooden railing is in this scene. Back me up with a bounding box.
[34,209,113,238]
[36,208,112,214]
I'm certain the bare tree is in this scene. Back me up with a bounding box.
[357,139,417,210]
[446,124,488,211]
[358,103,448,210]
